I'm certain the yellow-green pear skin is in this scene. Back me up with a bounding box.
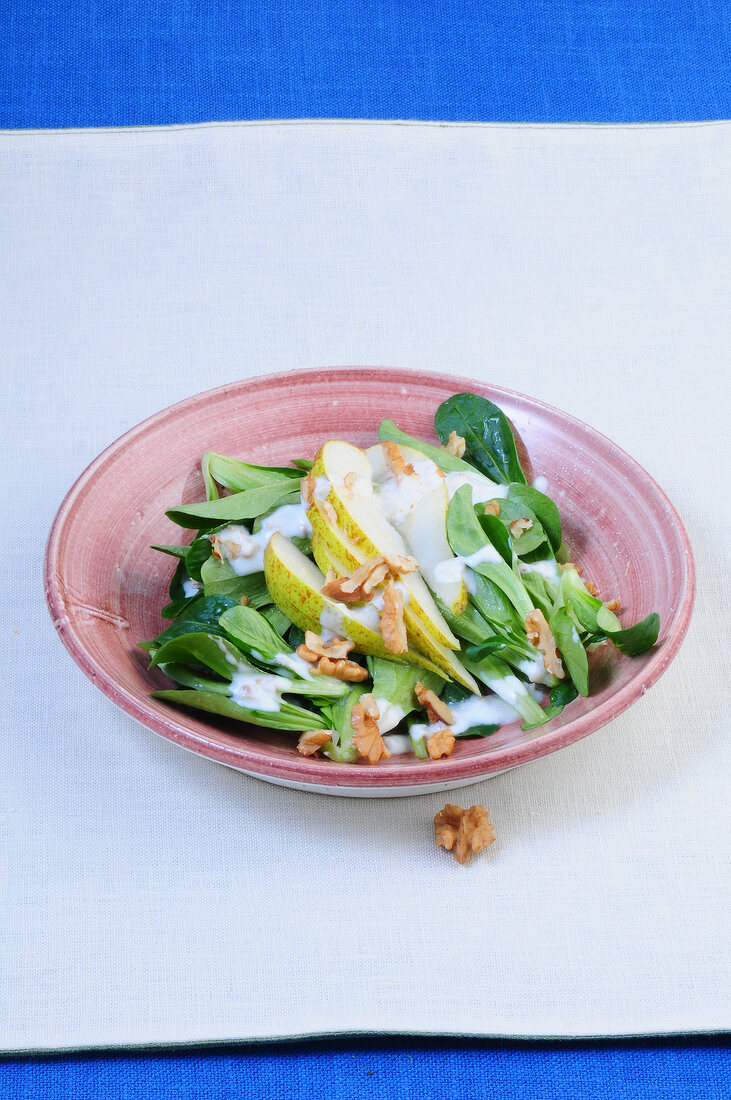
[308,500,363,576]
[263,533,442,674]
[311,440,459,650]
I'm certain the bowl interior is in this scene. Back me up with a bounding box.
[45,368,694,788]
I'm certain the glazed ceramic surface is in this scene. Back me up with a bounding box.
[45,369,694,795]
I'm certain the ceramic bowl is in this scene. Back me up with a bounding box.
[45,368,694,796]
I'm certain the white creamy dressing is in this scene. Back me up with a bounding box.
[432,542,503,594]
[251,648,313,680]
[373,460,444,526]
[374,698,406,734]
[215,638,286,712]
[532,475,548,494]
[229,666,288,712]
[444,470,509,505]
[409,692,520,743]
[214,502,312,577]
[182,578,202,598]
[313,476,331,501]
[517,655,554,687]
[318,600,381,641]
[382,733,412,755]
[518,558,561,584]
[276,651,314,679]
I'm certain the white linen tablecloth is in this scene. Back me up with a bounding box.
[1,121,729,1050]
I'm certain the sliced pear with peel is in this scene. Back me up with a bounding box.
[311,440,459,651]
[263,532,441,674]
[308,499,362,576]
[400,484,468,616]
[306,467,478,691]
[365,443,469,616]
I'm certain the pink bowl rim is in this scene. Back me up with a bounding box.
[44,367,696,789]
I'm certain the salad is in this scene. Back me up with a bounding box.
[141,393,659,764]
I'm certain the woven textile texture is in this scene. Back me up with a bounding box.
[2,121,729,1053]
[2,0,730,128]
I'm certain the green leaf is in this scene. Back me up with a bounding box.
[161,558,198,619]
[607,613,660,656]
[434,393,527,485]
[185,533,213,582]
[549,605,590,697]
[148,594,239,649]
[290,458,314,471]
[201,451,220,501]
[507,484,562,553]
[199,558,273,606]
[463,653,549,730]
[150,631,243,679]
[540,681,579,721]
[474,562,534,620]
[435,596,498,645]
[220,604,288,662]
[202,451,303,492]
[447,485,488,556]
[260,605,292,637]
[561,566,620,634]
[155,663,231,694]
[322,685,369,763]
[166,484,301,529]
[469,573,521,630]
[367,658,443,718]
[378,419,475,473]
[477,513,513,564]
[485,497,547,557]
[152,689,325,731]
[151,544,190,559]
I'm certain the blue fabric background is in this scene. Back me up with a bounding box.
[2,0,730,127]
[3,0,729,1094]
[2,1038,730,1098]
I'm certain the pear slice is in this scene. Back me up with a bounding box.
[311,440,459,651]
[365,444,468,616]
[263,532,441,673]
[399,484,468,616]
[306,476,479,692]
[308,499,362,577]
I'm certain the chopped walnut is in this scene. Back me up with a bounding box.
[360,692,380,719]
[380,580,408,654]
[321,557,390,603]
[605,598,621,612]
[384,554,419,575]
[296,630,355,661]
[509,517,533,538]
[300,473,316,507]
[415,682,454,726]
[351,701,391,763]
[239,595,250,606]
[441,431,466,458]
[315,656,369,682]
[297,729,333,756]
[525,609,565,679]
[427,729,456,759]
[382,441,416,479]
[584,580,599,597]
[483,500,501,517]
[434,804,495,864]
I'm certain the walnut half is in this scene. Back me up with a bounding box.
[351,697,391,763]
[434,804,495,864]
[524,609,565,679]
